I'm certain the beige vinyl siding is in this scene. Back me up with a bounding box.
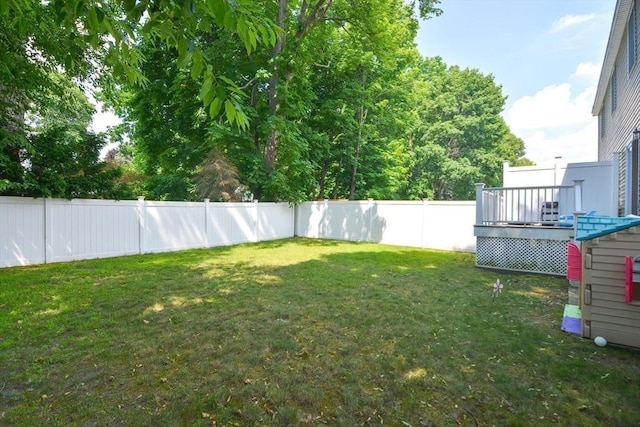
[619,151,627,214]
[581,226,640,349]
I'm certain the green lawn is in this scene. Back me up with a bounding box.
[1,238,639,426]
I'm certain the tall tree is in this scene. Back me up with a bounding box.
[118,0,441,202]
[406,57,528,200]
[257,0,441,200]
[2,73,131,198]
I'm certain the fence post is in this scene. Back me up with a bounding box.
[254,199,260,242]
[572,180,585,236]
[422,198,429,248]
[323,199,329,239]
[44,198,52,264]
[475,183,485,225]
[204,198,210,248]
[137,196,146,254]
[368,198,374,242]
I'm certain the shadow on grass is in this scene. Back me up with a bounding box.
[1,239,639,426]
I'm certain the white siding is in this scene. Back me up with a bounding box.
[503,161,618,216]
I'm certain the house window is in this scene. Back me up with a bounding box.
[629,4,637,72]
[611,67,618,113]
[600,113,605,138]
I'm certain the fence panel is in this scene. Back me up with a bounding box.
[47,199,140,263]
[0,197,475,268]
[0,197,45,267]
[374,202,423,247]
[207,202,258,246]
[258,203,295,241]
[295,200,476,252]
[294,202,323,238]
[143,201,207,253]
[423,201,476,252]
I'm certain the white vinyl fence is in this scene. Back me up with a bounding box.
[0,197,476,268]
[0,197,294,268]
[296,200,476,252]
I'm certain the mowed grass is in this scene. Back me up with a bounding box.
[1,238,639,426]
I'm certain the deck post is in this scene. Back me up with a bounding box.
[475,183,485,225]
[572,180,585,238]
[572,180,584,213]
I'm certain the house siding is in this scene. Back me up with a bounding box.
[594,0,640,215]
[580,225,640,349]
[598,24,640,162]
[618,150,626,214]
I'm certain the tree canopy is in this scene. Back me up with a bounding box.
[1,0,535,202]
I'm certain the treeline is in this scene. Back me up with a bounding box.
[1,0,531,202]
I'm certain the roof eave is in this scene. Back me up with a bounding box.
[592,0,633,116]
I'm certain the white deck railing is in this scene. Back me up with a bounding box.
[475,181,584,226]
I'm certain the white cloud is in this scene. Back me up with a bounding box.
[549,13,596,34]
[506,83,595,130]
[505,66,599,165]
[511,121,598,166]
[571,61,601,83]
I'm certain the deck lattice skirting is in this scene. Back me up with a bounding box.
[474,225,574,276]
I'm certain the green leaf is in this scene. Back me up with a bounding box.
[224,100,236,123]
[218,75,235,87]
[234,108,249,130]
[177,36,188,56]
[208,0,226,25]
[87,7,99,33]
[223,9,236,29]
[248,30,257,52]
[177,50,192,69]
[74,0,85,17]
[199,75,214,102]
[191,49,204,79]
[95,7,105,24]
[209,97,222,117]
[258,24,270,45]
[123,0,136,12]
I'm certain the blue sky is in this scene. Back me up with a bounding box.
[416,0,617,165]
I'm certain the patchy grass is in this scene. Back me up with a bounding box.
[1,238,638,426]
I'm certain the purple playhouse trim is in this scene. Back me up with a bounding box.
[561,304,581,335]
[561,317,581,335]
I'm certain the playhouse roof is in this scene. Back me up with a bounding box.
[576,215,640,241]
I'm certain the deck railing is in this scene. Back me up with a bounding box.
[475,180,583,226]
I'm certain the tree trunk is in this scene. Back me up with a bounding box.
[349,72,367,200]
[263,0,333,171]
[317,159,330,199]
[264,0,288,170]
